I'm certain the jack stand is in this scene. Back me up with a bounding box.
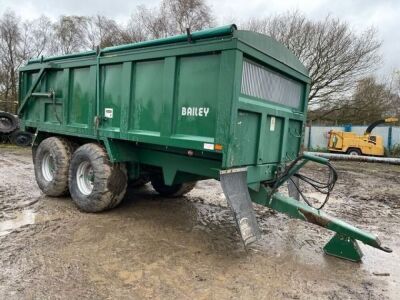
[249,184,392,261]
[324,233,363,262]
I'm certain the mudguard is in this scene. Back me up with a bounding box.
[220,168,261,246]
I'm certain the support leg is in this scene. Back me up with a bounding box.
[323,233,363,262]
[249,185,392,261]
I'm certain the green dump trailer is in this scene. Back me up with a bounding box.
[18,25,391,261]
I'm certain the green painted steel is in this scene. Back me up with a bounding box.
[19,24,310,185]
[249,184,391,260]
[175,54,220,139]
[18,67,46,115]
[69,68,91,125]
[130,60,164,133]
[102,24,237,54]
[323,234,363,262]
[27,50,97,64]
[234,30,308,77]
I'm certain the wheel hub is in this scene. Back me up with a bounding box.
[41,152,55,182]
[76,161,94,195]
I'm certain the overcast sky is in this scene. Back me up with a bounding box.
[0,0,398,76]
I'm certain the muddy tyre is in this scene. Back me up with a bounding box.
[150,175,196,197]
[69,143,127,212]
[34,137,74,197]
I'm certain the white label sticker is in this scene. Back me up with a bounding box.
[270,116,276,131]
[203,143,214,150]
[105,108,113,119]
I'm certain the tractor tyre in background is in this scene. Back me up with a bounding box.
[68,143,127,212]
[12,131,33,147]
[0,112,18,134]
[34,137,74,197]
[150,175,196,197]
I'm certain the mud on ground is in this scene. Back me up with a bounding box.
[0,145,399,299]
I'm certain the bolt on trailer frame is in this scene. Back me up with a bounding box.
[18,24,391,261]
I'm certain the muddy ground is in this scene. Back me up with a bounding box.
[0,145,399,299]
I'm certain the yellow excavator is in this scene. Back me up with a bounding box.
[328,117,398,156]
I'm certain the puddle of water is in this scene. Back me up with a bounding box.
[0,209,36,236]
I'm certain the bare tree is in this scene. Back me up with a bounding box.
[309,75,398,124]
[21,16,54,59]
[386,70,400,117]
[393,70,400,96]
[129,5,173,39]
[346,76,394,123]
[242,11,381,109]
[163,0,214,34]
[86,15,126,49]
[123,11,148,43]
[0,12,58,113]
[126,0,214,41]
[53,16,88,54]
[0,11,22,113]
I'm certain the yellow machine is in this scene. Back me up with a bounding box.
[328,117,398,156]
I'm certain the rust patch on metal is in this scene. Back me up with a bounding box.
[298,208,330,227]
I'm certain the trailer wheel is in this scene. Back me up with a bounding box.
[69,143,127,212]
[34,137,74,196]
[150,175,196,197]
[347,148,361,156]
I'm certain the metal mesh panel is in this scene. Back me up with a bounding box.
[241,59,302,108]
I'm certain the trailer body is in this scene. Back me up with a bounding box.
[19,25,391,262]
[19,25,309,186]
